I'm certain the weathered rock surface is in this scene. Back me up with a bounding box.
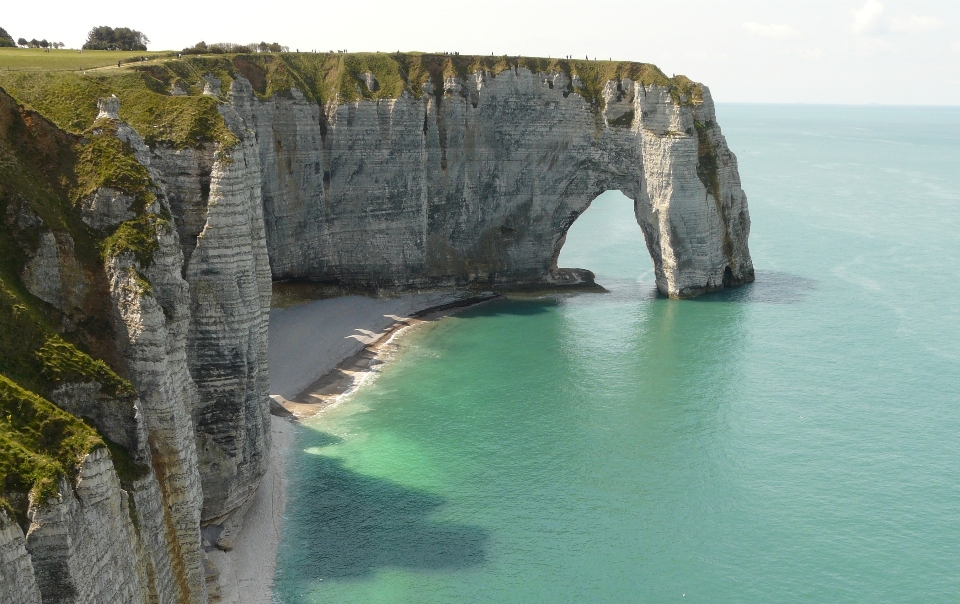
[149,100,272,527]
[20,230,88,313]
[234,67,753,297]
[0,511,41,604]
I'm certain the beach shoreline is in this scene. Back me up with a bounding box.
[273,291,500,418]
[215,289,499,602]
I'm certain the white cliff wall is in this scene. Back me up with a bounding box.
[232,67,752,297]
[0,512,41,604]
[106,217,208,604]
[150,98,272,528]
[230,84,327,280]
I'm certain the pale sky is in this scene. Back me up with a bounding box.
[3,0,958,105]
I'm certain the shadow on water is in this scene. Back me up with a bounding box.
[279,428,489,584]
[693,270,818,304]
[453,296,558,319]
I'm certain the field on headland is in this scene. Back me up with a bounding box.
[0,48,172,71]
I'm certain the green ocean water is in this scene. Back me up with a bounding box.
[273,105,960,603]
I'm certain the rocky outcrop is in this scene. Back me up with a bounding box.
[20,231,88,313]
[149,104,272,528]
[4,448,184,604]
[234,66,752,298]
[23,450,145,604]
[0,511,42,604]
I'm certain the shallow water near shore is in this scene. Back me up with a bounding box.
[273,105,960,603]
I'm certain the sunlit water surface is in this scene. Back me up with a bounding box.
[273,105,960,603]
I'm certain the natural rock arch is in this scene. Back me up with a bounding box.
[233,66,753,298]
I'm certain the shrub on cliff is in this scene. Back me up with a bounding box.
[0,27,14,48]
[181,41,253,55]
[255,41,288,53]
[83,26,149,51]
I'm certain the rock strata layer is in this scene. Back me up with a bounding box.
[234,67,753,297]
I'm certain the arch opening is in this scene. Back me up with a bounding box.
[553,190,655,286]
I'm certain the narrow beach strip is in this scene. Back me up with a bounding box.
[273,292,500,418]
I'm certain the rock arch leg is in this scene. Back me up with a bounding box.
[633,96,754,298]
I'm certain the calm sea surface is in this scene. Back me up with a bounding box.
[273,105,960,603]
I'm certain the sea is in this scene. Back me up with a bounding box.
[272,104,960,603]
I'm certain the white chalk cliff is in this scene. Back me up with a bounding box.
[0,54,752,603]
[237,65,752,297]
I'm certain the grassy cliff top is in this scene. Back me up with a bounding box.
[0,48,172,71]
[0,52,702,150]
[173,51,704,108]
[0,68,237,149]
[223,52,701,103]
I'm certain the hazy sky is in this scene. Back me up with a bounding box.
[4,0,957,104]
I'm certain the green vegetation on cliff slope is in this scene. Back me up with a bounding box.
[0,86,149,520]
[0,67,236,148]
[0,51,702,153]
[0,376,104,510]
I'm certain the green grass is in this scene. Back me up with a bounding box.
[0,375,104,513]
[101,213,169,269]
[0,48,172,71]
[0,69,238,148]
[0,83,149,521]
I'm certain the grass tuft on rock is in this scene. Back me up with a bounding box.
[101,212,167,268]
[0,375,104,513]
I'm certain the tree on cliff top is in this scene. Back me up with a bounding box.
[0,27,15,47]
[83,26,149,51]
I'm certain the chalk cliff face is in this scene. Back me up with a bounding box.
[1,89,269,602]
[149,109,272,528]
[0,53,752,603]
[235,66,752,298]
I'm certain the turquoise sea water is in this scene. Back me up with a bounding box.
[273,105,960,603]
